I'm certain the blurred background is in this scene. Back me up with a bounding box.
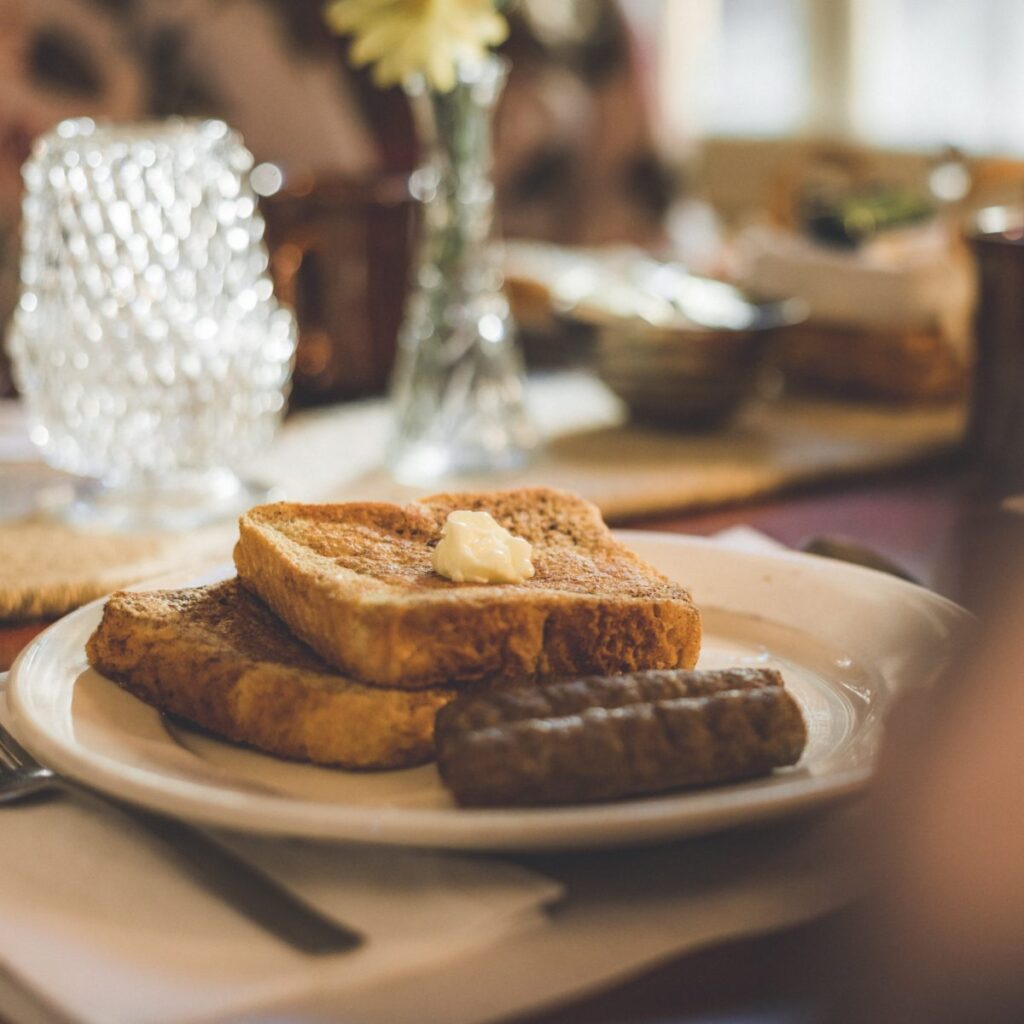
[2,0,1022,413]
[15,1,1024,572]
[4,8,1024,1021]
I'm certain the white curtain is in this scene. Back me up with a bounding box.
[657,0,810,141]
[657,0,1024,154]
[852,0,1024,153]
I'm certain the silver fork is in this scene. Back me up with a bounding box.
[0,718,363,955]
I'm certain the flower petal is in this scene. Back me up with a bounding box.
[324,0,507,91]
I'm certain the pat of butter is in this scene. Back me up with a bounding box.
[432,510,535,584]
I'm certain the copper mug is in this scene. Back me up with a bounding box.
[261,172,415,406]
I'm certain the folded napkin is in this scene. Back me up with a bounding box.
[0,749,863,1024]
[0,679,562,1024]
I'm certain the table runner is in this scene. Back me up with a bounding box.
[0,372,965,621]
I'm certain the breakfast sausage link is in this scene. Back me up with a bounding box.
[436,685,807,807]
[435,667,783,739]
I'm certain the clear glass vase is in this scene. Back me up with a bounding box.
[387,57,535,485]
[8,118,296,529]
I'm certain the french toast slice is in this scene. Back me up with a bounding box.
[234,488,701,690]
[85,580,454,769]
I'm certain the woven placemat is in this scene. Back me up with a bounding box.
[0,520,234,622]
[256,374,967,517]
[0,373,966,622]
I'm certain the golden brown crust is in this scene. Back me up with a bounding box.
[233,488,702,690]
[85,580,455,769]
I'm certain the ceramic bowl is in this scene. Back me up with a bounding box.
[571,261,805,428]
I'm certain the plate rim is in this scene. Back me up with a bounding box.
[6,531,970,850]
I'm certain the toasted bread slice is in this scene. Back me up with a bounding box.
[85,580,454,769]
[234,488,701,690]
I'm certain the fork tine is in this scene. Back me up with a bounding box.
[0,721,35,772]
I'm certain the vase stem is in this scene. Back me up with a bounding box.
[388,57,535,485]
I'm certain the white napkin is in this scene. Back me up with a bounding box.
[0,680,562,1024]
[261,806,866,1024]
[0,789,864,1024]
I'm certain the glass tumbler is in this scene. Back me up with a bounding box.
[8,118,296,529]
[967,207,1024,494]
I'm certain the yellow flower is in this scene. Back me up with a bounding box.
[324,0,508,92]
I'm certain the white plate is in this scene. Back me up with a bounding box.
[7,533,968,851]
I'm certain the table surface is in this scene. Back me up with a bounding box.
[1,462,1008,1024]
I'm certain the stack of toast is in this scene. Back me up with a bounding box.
[86,488,703,771]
